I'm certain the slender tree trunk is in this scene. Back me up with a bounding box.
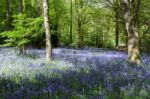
[6,0,11,31]
[34,0,41,48]
[54,22,59,47]
[94,21,98,47]
[77,21,83,48]
[18,0,26,54]
[36,0,41,16]
[115,12,119,47]
[18,0,23,13]
[115,0,119,47]
[70,0,73,44]
[121,0,142,64]
[102,31,104,48]
[43,0,52,60]
[53,1,60,47]
[75,0,84,48]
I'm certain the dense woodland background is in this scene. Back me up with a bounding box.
[0,0,150,64]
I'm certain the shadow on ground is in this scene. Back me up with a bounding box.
[0,63,150,99]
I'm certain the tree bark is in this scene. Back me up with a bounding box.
[115,11,119,47]
[18,0,26,54]
[70,0,73,44]
[77,19,83,48]
[6,0,11,31]
[53,1,61,47]
[121,0,142,64]
[18,0,23,13]
[34,0,41,48]
[36,0,41,16]
[75,0,84,48]
[115,0,119,47]
[43,0,52,60]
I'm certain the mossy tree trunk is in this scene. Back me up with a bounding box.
[121,0,142,64]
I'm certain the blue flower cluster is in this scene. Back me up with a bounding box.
[0,47,150,98]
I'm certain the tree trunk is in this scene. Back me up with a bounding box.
[121,0,142,64]
[77,21,83,48]
[43,0,52,60]
[18,0,26,54]
[19,46,27,54]
[115,0,119,47]
[53,1,60,47]
[6,0,11,31]
[54,23,59,47]
[18,0,23,13]
[115,12,119,47]
[34,0,41,48]
[36,0,41,16]
[75,0,84,48]
[70,0,73,44]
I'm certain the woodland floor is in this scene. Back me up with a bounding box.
[0,47,150,99]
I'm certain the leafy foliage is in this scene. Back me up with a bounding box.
[0,14,44,48]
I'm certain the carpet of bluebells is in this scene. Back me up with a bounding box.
[0,47,150,99]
